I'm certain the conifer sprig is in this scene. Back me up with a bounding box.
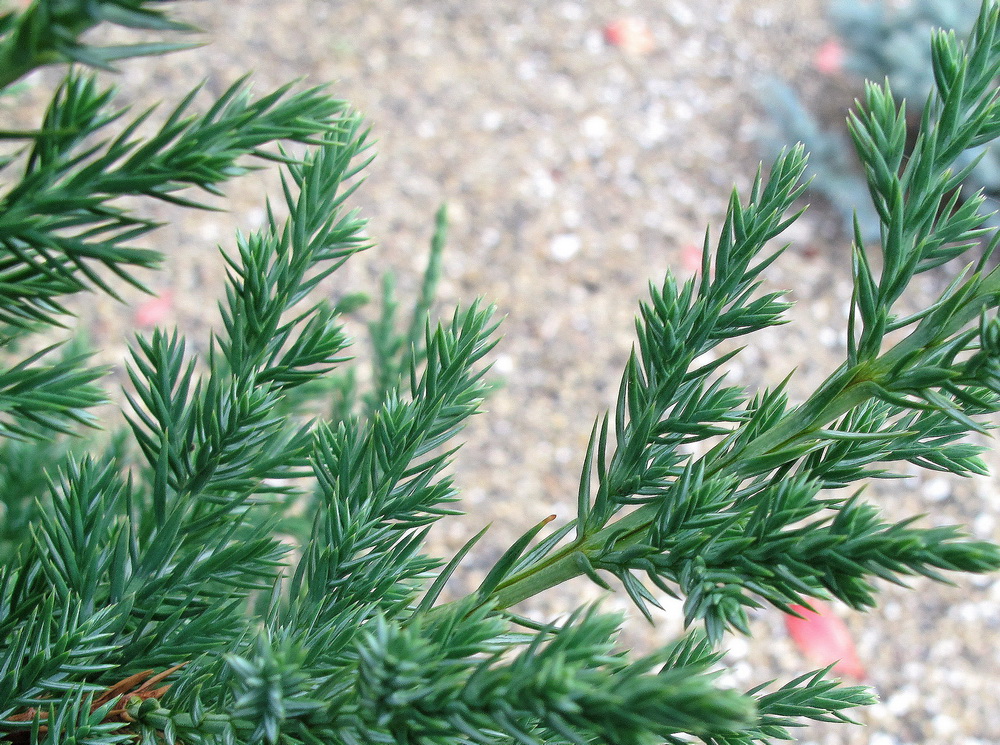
[0,72,348,333]
[1,2,999,744]
[484,2,1000,645]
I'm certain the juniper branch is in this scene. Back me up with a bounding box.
[485,2,1000,639]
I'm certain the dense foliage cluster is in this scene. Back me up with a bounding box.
[1,2,1000,744]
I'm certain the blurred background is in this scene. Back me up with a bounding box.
[3,1,998,743]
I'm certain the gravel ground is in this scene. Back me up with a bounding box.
[5,2,1000,743]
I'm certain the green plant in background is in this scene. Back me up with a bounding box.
[2,1,1000,744]
[764,0,1000,240]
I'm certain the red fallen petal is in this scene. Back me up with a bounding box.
[784,600,867,680]
[814,38,846,75]
[134,290,173,328]
[603,18,655,56]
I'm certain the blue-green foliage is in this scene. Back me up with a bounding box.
[764,0,1000,239]
[3,2,1000,744]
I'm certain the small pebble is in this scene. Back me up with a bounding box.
[973,512,996,538]
[493,354,515,375]
[581,114,610,141]
[550,233,582,261]
[921,477,952,503]
[480,111,503,131]
[869,734,901,745]
[932,714,959,737]
[726,635,749,660]
[886,686,919,716]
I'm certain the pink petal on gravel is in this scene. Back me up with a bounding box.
[814,39,845,75]
[603,18,655,56]
[134,290,174,328]
[680,243,703,274]
[784,600,867,680]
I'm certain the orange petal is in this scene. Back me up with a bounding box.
[784,600,867,680]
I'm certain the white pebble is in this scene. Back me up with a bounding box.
[886,687,919,715]
[869,733,900,745]
[666,0,695,26]
[416,120,436,138]
[639,111,668,147]
[529,168,557,200]
[932,714,959,736]
[581,115,610,141]
[725,635,749,660]
[583,30,604,54]
[550,233,582,261]
[480,227,501,248]
[973,512,996,538]
[562,208,582,228]
[243,208,265,230]
[480,111,503,132]
[921,477,952,503]
[558,2,584,20]
[493,353,515,375]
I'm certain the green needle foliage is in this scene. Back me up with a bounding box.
[1,1,1000,743]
